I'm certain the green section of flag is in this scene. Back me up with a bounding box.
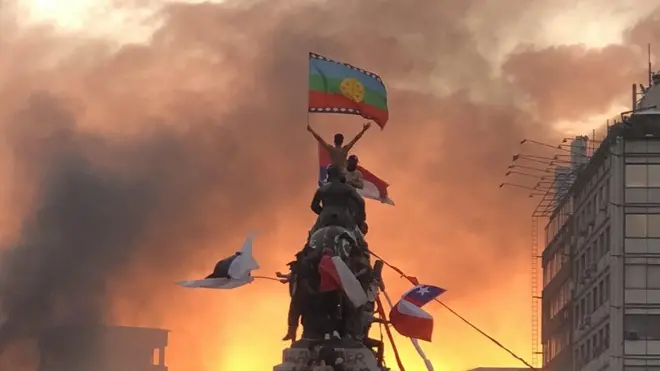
[309,74,387,110]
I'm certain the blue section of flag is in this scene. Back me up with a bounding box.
[402,285,446,308]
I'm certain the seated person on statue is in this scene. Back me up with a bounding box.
[310,165,366,233]
[307,122,371,173]
[345,155,364,189]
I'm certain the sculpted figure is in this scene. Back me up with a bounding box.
[310,165,366,234]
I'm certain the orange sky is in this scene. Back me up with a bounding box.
[0,1,659,371]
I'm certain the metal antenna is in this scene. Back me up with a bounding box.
[649,43,653,87]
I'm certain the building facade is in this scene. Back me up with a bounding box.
[37,325,169,371]
[541,137,586,371]
[541,80,660,371]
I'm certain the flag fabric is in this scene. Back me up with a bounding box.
[400,284,446,308]
[318,254,368,307]
[318,143,394,205]
[389,284,446,342]
[177,234,260,290]
[308,52,389,128]
[381,291,433,371]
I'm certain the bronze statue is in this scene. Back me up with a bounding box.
[310,165,366,235]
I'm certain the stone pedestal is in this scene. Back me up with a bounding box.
[273,340,381,371]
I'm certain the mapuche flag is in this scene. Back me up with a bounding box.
[308,52,389,128]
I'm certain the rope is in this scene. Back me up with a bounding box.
[369,251,537,370]
[376,295,406,371]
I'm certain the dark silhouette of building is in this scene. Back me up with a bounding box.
[37,325,168,371]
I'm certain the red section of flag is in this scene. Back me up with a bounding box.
[308,91,389,129]
[389,300,434,342]
[318,254,342,292]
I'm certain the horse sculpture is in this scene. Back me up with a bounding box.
[293,225,371,341]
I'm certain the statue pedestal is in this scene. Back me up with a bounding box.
[273,339,382,371]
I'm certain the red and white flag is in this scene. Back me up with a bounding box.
[318,144,394,205]
[318,252,368,307]
[389,284,446,342]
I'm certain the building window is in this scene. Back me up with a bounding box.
[650,165,660,186]
[627,215,648,237]
[604,323,610,348]
[626,265,647,288]
[625,214,660,237]
[650,215,660,237]
[627,165,648,187]
[593,285,599,309]
[605,227,610,252]
[626,164,660,187]
[648,266,660,289]
[624,314,660,340]
[605,274,610,300]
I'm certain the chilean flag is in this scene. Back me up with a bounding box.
[177,233,260,290]
[318,144,394,205]
[389,284,445,342]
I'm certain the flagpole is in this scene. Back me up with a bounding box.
[307,52,311,131]
[251,275,282,282]
[381,289,434,371]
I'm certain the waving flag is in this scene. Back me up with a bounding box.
[178,234,260,289]
[400,284,446,307]
[318,252,368,307]
[389,284,445,342]
[318,144,394,205]
[308,53,389,128]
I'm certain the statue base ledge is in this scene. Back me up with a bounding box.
[273,341,383,371]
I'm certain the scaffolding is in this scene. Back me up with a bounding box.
[531,215,540,367]
[530,182,559,368]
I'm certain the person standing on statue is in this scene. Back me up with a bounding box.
[307,122,372,173]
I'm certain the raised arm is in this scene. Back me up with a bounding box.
[311,188,323,215]
[344,122,371,151]
[307,124,332,151]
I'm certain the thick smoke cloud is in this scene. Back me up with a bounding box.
[0,0,658,370]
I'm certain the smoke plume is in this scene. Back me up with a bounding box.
[0,0,657,370]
